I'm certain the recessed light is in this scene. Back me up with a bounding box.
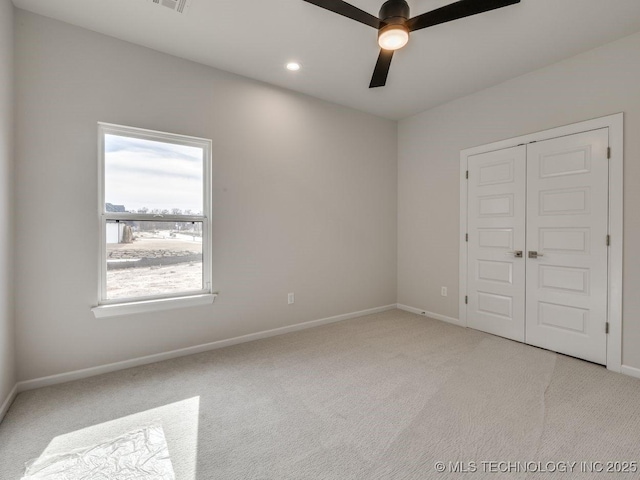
[286,62,301,72]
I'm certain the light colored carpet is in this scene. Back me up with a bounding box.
[2,309,640,479]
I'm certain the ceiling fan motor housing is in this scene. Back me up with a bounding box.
[379,0,410,23]
[378,0,410,42]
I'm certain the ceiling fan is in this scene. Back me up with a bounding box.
[303,0,521,88]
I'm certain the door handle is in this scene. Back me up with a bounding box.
[528,251,544,259]
[506,250,523,258]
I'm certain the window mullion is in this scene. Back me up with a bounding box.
[103,214,206,223]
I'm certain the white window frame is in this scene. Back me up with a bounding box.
[93,123,214,317]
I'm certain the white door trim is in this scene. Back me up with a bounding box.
[459,113,623,372]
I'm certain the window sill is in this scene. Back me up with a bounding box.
[91,293,217,318]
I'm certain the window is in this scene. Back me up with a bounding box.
[97,123,212,308]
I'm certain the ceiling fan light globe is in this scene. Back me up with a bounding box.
[378,25,409,51]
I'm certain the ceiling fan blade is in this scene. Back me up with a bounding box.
[406,0,520,32]
[303,0,381,29]
[369,49,394,88]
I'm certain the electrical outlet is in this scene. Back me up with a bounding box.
[288,293,295,305]
[441,287,448,297]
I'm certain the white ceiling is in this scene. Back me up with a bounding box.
[12,0,640,119]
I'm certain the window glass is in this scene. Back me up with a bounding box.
[104,134,204,215]
[106,220,203,300]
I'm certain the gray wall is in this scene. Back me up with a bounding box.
[14,11,398,381]
[398,31,640,369]
[0,0,15,408]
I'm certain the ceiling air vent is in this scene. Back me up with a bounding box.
[151,0,190,14]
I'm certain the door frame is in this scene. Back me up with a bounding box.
[459,113,623,372]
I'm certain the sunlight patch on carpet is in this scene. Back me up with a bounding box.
[21,425,175,480]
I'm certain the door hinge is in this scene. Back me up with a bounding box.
[606,322,610,334]
[466,170,469,179]
[606,234,610,246]
[465,295,468,305]
[465,233,468,242]
[607,147,611,159]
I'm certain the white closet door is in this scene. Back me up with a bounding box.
[525,128,609,364]
[467,146,526,342]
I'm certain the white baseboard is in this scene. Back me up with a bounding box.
[17,304,397,393]
[397,307,640,380]
[397,304,464,327]
[0,383,18,424]
[621,365,640,380]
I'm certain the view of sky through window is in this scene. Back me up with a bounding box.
[104,134,204,214]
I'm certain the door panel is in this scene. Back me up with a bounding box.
[525,129,609,364]
[467,146,526,342]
